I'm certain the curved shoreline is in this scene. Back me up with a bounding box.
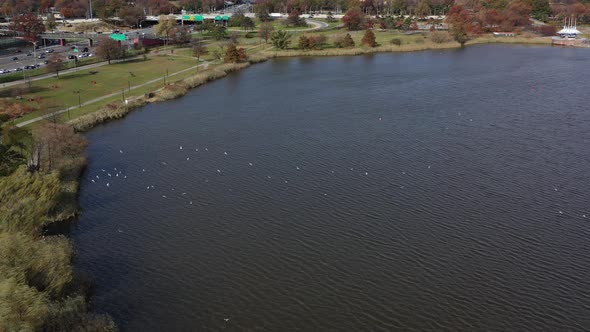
[69,37,551,133]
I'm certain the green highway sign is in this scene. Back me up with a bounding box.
[110,33,126,41]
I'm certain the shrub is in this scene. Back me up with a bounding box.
[342,33,355,47]
[311,35,327,48]
[390,38,402,46]
[224,44,248,63]
[0,101,34,120]
[298,35,328,50]
[431,31,451,43]
[271,30,291,49]
[361,29,377,47]
[0,167,62,234]
[538,25,557,36]
[298,35,311,49]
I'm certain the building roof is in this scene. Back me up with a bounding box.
[558,27,581,35]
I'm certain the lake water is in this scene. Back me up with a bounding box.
[73,45,590,331]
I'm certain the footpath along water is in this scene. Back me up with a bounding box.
[72,45,590,331]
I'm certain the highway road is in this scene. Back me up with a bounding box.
[0,43,96,75]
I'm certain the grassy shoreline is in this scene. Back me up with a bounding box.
[70,35,552,133]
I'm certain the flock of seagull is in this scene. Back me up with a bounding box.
[88,144,396,202]
[86,111,587,221]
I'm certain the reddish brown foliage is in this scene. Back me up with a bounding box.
[224,44,248,63]
[343,8,364,31]
[538,24,557,36]
[0,101,34,120]
[361,29,377,47]
[9,13,45,42]
[446,5,477,45]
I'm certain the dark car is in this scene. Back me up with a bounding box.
[26,52,32,56]
[15,49,22,53]
[83,47,89,52]
[38,54,46,59]
[12,57,18,61]
[68,55,77,60]
[44,60,49,64]
[45,49,54,53]
[15,67,23,71]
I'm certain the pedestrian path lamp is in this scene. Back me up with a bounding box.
[72,90,82,119]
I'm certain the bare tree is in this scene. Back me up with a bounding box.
[46,54,64,79]
[191,38,208,73]
[96,37,123,64]
[153,15,177,45]
[258,22,274,44]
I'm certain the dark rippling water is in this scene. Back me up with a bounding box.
[72,45,590,331]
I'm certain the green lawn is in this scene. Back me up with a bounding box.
[6,54,197,125]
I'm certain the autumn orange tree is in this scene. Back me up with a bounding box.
[343,7,364,30]
[446,5,477,47]
[362,29,377,47]
[224,44,247,63]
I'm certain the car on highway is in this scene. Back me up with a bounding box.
[15,67,23,71]
[38,54,46,59]
[83,47,89,52]
[68,55,77,60]
[12,57,18,61]
[45,49,54,53]
[27,52,32,56]
[0,69,8,74]
[24,65,35,70]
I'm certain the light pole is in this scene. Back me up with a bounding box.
[14,60,29,88]
[89,0,93,20]
[73,90,81,109]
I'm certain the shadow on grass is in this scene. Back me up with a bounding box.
[0,85,50,98]
[110,58,150,66]
[60,72,96,80]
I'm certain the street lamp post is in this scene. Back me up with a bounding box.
[15,60,28,88]
[73,90,81,119]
